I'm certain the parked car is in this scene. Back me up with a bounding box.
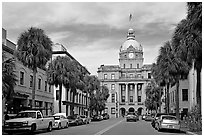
[80,115,91,124]
[102,113,110,120]
[67,115,83,126]
[145,114,154,121]
[155,115,180,131]
[4,110,54,134]
[151,113,168,128]
[126,112,139,122]
[91,115,103,121]
[151,113,175,128]
[53,113,69,129]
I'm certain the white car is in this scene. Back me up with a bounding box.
[155,115,180,131]
[4,110,54,134]
[53,113,69,129]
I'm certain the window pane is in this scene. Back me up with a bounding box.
[20,71,24,85]
[111,84,115,90]
[111,74,115,79]
[38,78,41,90]
[30,75,33,87]
[138,96,141,102]
[130,96,133,102]
[112,94,115,103]
[111,108,115,114]
[182,89,188,101]
[104,74,107,79]
[45,81,47,91]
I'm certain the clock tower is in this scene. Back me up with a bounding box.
[119,28,144,69]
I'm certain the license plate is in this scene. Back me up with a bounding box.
[168,125,173,128]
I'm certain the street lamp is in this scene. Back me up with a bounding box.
[115,92,118,118]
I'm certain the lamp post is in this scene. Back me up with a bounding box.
[116,92,118,118]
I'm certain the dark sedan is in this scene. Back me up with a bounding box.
[145,114,154,121]
[126,112,139,122]
[91,115,103,121]
[102,113,110,120]
[67,115,83,126]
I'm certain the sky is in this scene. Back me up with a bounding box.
[2,2,187,75]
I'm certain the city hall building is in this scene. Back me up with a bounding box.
[98,28,152,118]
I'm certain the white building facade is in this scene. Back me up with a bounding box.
[52,43,90,116]
[98,28,153,118]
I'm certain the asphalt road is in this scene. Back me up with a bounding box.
[6,117,187,135]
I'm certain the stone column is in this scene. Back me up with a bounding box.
[125,83,128,103]
[135,83,138,104]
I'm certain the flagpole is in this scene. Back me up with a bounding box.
[129,13,133,29]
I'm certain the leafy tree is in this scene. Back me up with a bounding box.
[2,52,17,103]
[145,80,163,113]
[84,75,100,115]
[16,27,53,108]
[87,76,109,115]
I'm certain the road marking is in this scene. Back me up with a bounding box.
[95,119,125,135]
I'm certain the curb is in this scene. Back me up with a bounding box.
[181,129,199,135]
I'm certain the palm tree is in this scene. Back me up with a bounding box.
[156,41,189,119]
[47,56,71,113]
[172,2,202,113]
[2,52,17,105]
[16,27,53,108]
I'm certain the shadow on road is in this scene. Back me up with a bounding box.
[157,129,186,134]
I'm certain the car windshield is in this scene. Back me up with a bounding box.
[54,116,60,120]
[156,113,167,117]
[16,112,36,118]
[162,116,177,120]
[67,116,75,119]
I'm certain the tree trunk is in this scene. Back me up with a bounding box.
[196,67,201,114]
[59,84,62,113]
[166,83,170,114]
[175,81,180,120]
[159,88,161,113]
[31,69,37,108]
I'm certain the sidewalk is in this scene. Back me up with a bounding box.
[180,121,202,135]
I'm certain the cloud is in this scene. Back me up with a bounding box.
[2,2,187,75]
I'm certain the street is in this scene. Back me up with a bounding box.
[9,117,187,135]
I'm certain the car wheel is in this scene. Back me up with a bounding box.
[65,122,69,128]
[155,123,160,131]
[47,123,53,132]
[30,124,36,133]
[58,123,61,129]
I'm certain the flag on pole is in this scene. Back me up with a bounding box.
[129,13,132,22]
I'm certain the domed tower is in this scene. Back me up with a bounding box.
[119,28,144,69]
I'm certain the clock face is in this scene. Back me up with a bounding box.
[129,53,134,58]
